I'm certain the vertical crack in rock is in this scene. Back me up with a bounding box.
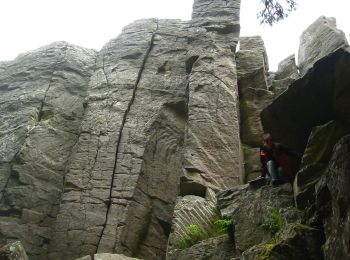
[0,44,69,205]
[96,19,159,252]
[38,44,68,122]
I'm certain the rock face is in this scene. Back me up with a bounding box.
[294,120,348,209]
[298,16,349,76]
[262,47,350,153]
[0,42,96,258]
[167,235,236,260]
[1,3,350,260]
[0,0,242,259]
[217,183,302,253]
[242,224,324,260]
[315,134,350,259]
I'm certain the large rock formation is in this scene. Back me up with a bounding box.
[0,0,242,259]
[298,16,349,76]
[1,2,350,260]
[315,134,350,259]
[0,42,96,258]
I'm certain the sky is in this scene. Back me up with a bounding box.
[0,0,349,71]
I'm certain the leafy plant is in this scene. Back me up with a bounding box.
[177,224,205,249]
[214,218,234,235]
[175,217,234,249]
[262,206,285,234]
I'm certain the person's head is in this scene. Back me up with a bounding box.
[262,133,272,147]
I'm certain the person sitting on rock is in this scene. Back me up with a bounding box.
[259,133,300,186]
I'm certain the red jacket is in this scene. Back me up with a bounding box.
[260,143,299,178]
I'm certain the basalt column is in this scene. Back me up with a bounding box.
[183,0,243,191]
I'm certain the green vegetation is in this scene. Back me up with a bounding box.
[262,206,285,234]
[176,217,234,250]
[176,224,205,249]
[214,218,234,235]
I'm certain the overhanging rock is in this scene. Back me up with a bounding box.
[261,48,350,153]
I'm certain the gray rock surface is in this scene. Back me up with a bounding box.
[294,120,348,209]
[0,0,243,259]
[166,193,219,257]
[261,48,350,153]
[298,16,349,76]
[167,235,236,260]
[315,134,350,259]
[0,42,96,258]
[270,54,299,96]
[217,183,302,252]
[242,224,323,260]
[236,36,271,146]
[183,0,243,190]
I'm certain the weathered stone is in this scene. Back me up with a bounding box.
[183,0,243,190]
[242,224,323,260]
[236,36,272,176]
[315,134,350,259]
[274,55,299,81]
[237,36,269,89]
[167,235,236,260]
[242,146,260,182]
[261,48,350,153]
[0,42,96,258]
[0,241,28,260]
[294,120,349,209]
[239,87,273,146]
[269,54,299,97]
[166,192,219,257]
[301,120,348,167]
[217,183,301,252]
[298,16,349,76]
[46,19,189,260]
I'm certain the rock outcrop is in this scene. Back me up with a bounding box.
[1,2,350,260]
[0,42,96,258]
[298,16,349,76]
[0,0,242,259]
[315,134,350,259]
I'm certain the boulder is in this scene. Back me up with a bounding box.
[298,16,349,76]
[217,183,302,252]
[242,224,324,260]
[167,235,236,260]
